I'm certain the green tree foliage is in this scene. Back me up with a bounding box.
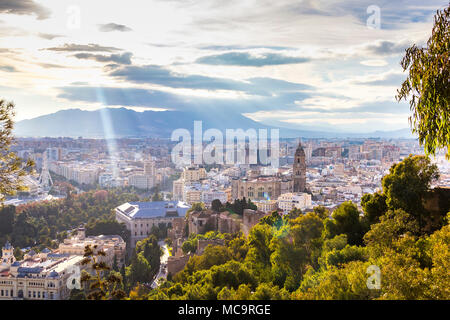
[0,100,34,202]
[181,231,225,254]
[225,197,257,215]
[0,205,15,236]
[151,185,163,201]
[187,202,206,215]
[361,192,387,224]
[325,201,365,245]
[382,155,440,233]
[139,155,450,300]
[125,235,162,288]
[287,207,302,220]
[86,219,130,243]
[313,205,330,219]
[80,245,126,300]
[1,189,138,249]
[396,5,450,158]
[211,199,223,212]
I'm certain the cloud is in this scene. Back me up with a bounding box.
[0,65,17,72]
[37,33,63,40]
[196,52,310,67]
[364,40,410,56]
[98,23,133,32]
[109,64,312,94]
[353,73,406,86]
[0,0,51,20]
[360,59,388,67]
[73,52,133,65]
[38,63,68,69]
[288,0,442,29]
[45,43,122,53]
[198,45,296,51]
[57,85,311,114]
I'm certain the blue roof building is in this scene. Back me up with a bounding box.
[115,201,191,248]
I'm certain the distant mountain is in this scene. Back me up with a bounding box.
[14,108,415,139]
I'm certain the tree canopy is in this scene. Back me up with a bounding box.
[396,5,450,158]
[0,100,33,202]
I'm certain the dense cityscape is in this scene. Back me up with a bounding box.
[0,0,448,309]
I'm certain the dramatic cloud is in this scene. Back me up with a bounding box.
[2,0,447,132]
[73,52,133,65]
[0,0,50,20]
[57,85,311,114]
[196,52,310,66]
[98,23,133,32]
[109,64,312,94]
[287,0,442,29]
[45,43,122,53]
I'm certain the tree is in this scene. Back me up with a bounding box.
[396,5,450,158]
[313,205,329,219]
[287,207,302,220]
[325,201,364,245]
[0,205,15,235]
[80,245,126,300]
[151,185,163,201]
[188,202,205,214]
[382,155,440,233]
[211,199,223,212]
[0,100,34,202]
[126,252,154,286]
[361,192,387,224]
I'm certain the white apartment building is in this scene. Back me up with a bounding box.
[182,167,207,182]
[128,174,155,190]
[201,190,228,206]
[277,192,312,213]
[172,178,184,201]
[184,187,202,204]
[49,162,99,185]
[254,200,278,213]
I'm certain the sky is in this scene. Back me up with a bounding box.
[0,0,448,133]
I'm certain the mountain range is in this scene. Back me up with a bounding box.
[14,108,415,139]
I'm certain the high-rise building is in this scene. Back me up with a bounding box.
[293,142,306,192]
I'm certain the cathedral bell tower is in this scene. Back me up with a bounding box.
[1,241,16,268]
[293,142,306,192]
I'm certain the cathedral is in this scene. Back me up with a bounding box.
[293,142,307,192]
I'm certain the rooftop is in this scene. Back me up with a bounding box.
[116,201,191,219]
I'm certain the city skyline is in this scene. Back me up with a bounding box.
[1,0,448,133]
